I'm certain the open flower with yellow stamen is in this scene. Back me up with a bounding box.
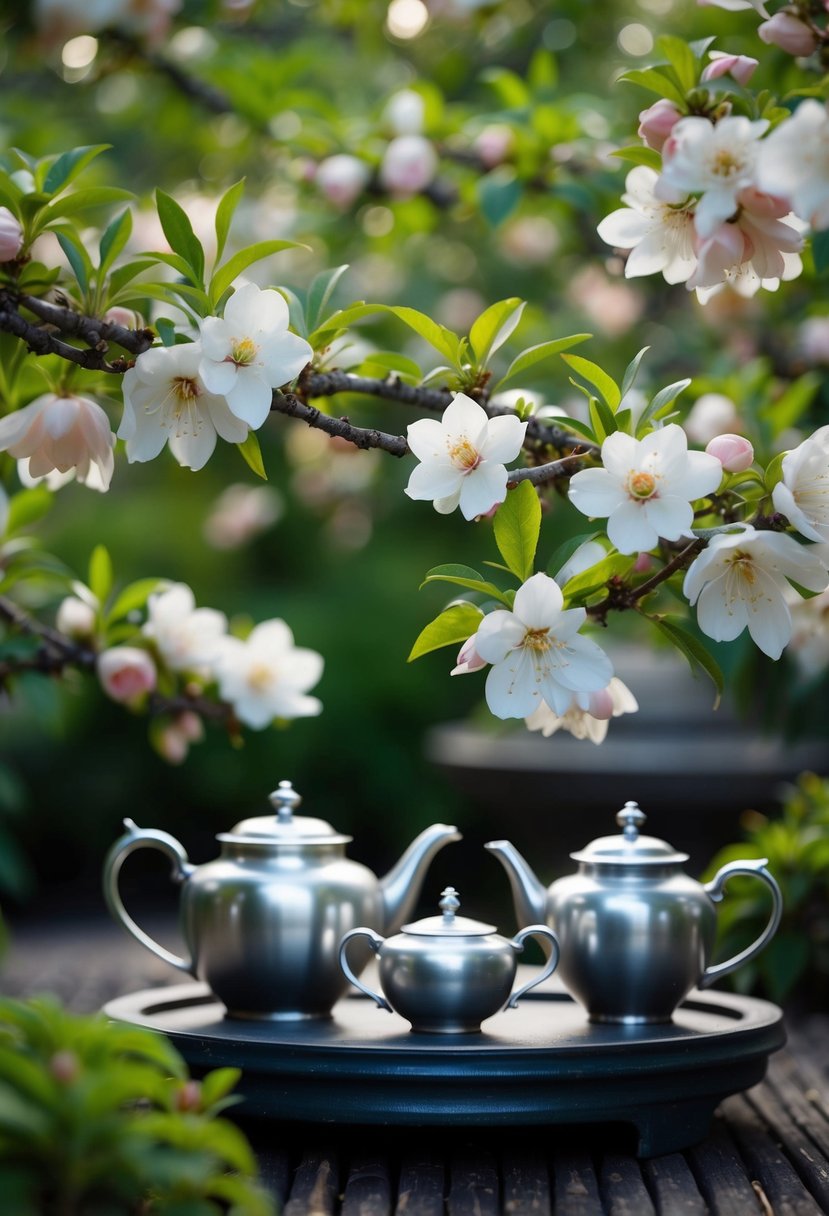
[213,619,323,729]
[405,392,527,521]
[198,282,312,430]
[568,424,722,555]
[683,526,829,659]
[120,344,248,470]
[467,572,613,719]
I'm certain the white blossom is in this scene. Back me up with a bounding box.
[657,116,768,238]
[785,585,829,673]
[568,424,723,555]
[199,283,312,430]
[97,647,157,703]
[697,0,769,14]
[142,583,227,672]
[468,572,614,719]
[772,426,829,543]
[120,343,249,471]
[0,392,115,489]
[213,620,323,728]
[525,677,639,744]
[683,526,829,659]
[756,101,829,231]
[688,188,804,298]
[405,392,526,520]
[597,166,697,284]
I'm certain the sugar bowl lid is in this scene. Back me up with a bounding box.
[219,780,352,845]
[570,801,689,866]
[402,887,496,936]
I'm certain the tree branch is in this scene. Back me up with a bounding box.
[508,453,588,485]
[0,291,154,374]
[586,539,705,620]
[272,390,409,457]
[20,294,155,356]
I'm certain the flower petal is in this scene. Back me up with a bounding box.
[513,572,564,629]
[225,371,275,429]
[478,414,527,463]
[458,462,508,520]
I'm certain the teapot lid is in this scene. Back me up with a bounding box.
[570,801,689,866]
[219,780,352,845]
[402,887,496,937]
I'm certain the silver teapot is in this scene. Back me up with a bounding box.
[486,800,783,1024]
[103,780,460,1020]
[339,886,559,1033]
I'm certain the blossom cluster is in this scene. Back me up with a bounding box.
[57,581,323,760]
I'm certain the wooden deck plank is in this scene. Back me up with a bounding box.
[687,1119,762,1216]
[552,1151,604,1216]
[341,1154,394,1216]
[640,1154,708,1215]
[395,1156,445,1216]
[600,1154,656,1216]
[284,1148,341,1216]
[722,1094,823,1216]
[748,1076,829,1209]
[501,1151,551,1215]
[447,1155,499,1216]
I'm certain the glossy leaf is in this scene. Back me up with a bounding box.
[306,265,349,333]
[384,307,461,367]
[156,189,205,284]
[98,209,132,279]
[420,564,512,606]
[562,354,621,410]
[106,578,162,626]
[209,240,305,308]
[214,178,245,265]
[494,334,591,390]
[653,616,723,709]
[408,602,484,662]
[237,431,268,480]
[493,480,541,583]
[88,545,113,608]
[41,144,110,196]
[469,298,525,367]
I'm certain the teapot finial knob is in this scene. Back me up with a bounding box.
[269,779,302,824]
[439,886,461,922]
[616,800,646,841]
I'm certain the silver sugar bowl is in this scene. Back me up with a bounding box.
[103,780,460,1020]
[487,801,783,1025]
[338,886,560,1033]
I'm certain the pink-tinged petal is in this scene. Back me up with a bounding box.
[405,461,462,502]
[606,500,659,554]
[642,494,695,542]
[406,417,452,462]
[205,396,250,444]
[478,414,527,463]
[597,208,652,250]
[199,317,231,361]
[261,330,312,385]
[485,649,546,718]
[225,371,275,429]
[513,572,563,629]
[694,189,740,239]
[568,467,626,518]
[199,357,238,396]
[542,634,614,694]
[0,402,37,450]
[442,394,489,447]
[458,462,508,520]
[169,422,217,471]
[475,611,526,664]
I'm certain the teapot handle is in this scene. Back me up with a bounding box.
[102,819,196,975]
[338,928,392,1012]
[506,925,561,1009]
[699,858,783,988]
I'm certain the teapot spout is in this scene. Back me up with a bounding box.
[380,824,461,933]
[485,839,548,928]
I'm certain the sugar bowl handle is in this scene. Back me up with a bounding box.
[699,858,783,988]
[339,928,392,1012]
[506,925,561,1009]
[103,819,196,975]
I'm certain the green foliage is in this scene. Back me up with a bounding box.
[408,601,484,661]
[704,773,829,1007]
[0,996,274,1215]
[493,480,541,583]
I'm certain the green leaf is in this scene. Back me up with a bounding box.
[106,578,162,625]
[635,378,692,436]
[306,265,350,333]
[620,67,686,106]
[653,616,724,709]
[493,480,541,583]
[307,301,385,349]
[657,34,698,93]
[494,334,591,390]
[55,230,91,296]
[199,1067,243,1109]
[6,488,52,534]
[610,146,663,171]
[762,373,820,435]
[480,66,530,108]
[621,347,650,399]
[408,602,484,662]
[546,531,600,580]
[384,306,461,367]
[469,298,525,368]
[156,188,205,284]
[106,258,154,299]
[562,553,631,601]
[209,240,305,308]
[88,544,113,606]
[764,451,787,492]
[42,186,133,221]
[812,230,829,274]
[358,351,422,383]
[98,208,132,279]
[42,144,110,196]
[237,431,267,480]
[562,354,621,410]
[420,564,512,606]
[476,173,522,228]
[548,416,598,444]
[588,394,618,441]
[279,286,307,339]
[214,178,245,265]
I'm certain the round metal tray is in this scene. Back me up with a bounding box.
[104,978,785,1157]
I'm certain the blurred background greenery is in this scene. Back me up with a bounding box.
[0,0,827,938]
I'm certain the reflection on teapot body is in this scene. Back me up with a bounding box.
[103,780,460,1020]
[486,801,783,1024]
[339,887,560,1033]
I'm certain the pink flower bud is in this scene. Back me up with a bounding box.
[315,155,370,210]
[0,207,23,262]
[57,596,97,639]
[97,647,157,703]
[633,552,653,573]
[705,433,755,472]
[104,306,145,329]
[637,100,682,151]
[587,687,615,721]
[49,1050,80,1085]
[177,711,204,743]
[475,124,514,169]
[175,1080,202,1112]
[451,637,487,676]
[702,52,758,86]
[758,13,817,57]
[379,135,438,197]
